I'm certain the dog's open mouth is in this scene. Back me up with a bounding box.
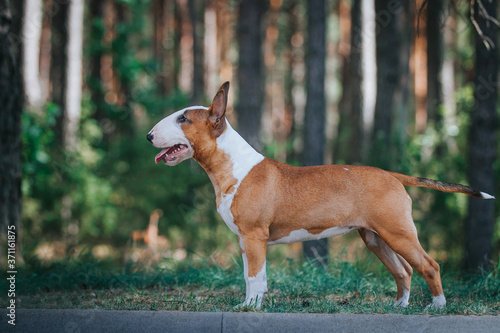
[155,144,189,164]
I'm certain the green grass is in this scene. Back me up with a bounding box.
[3,255,500,315]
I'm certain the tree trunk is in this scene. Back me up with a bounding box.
[302,0,328,264]
[63,0,84,151]
[441,9,456,133]
[217,0,233,84]
[39,0,53,103]
[465,0,497,272]
[61,0,84,253]
[153,0,174,96]
[89,0,106,123]
[426,0,444,126]
[370,0,403,170]
[22,0,43,110]
[236,0,265,152]
[426,0,446,158]
[176,0,193,93]
[283,0,299,164]
[335,0,363,164]
[188,0,204,104]
[0,0,24,262]
[204,0,218,97]
[50,0,68,134]
[360,0,376,157]
[115,1,134,136]
[394,0,412,161]
[173,0,182,91]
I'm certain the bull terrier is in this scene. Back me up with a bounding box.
[147,82,494,309]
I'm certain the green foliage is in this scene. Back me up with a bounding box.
[22,104,118,244]
[21,0,234,257]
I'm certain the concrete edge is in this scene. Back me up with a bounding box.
[2,309,500,333]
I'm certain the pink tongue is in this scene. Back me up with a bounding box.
[155,148,170,164]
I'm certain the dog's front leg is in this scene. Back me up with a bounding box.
[237,236,268,308]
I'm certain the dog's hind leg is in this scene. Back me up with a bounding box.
[358,229,413,307]
[373,224,446,310]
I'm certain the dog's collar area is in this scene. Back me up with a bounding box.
[154,144,189,164]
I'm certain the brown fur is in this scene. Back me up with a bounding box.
[232,159,445,297]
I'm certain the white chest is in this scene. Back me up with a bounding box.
[217,192,239,235]
[214,121,264,236]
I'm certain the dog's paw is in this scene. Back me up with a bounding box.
[393,289,410,308]
[393,299,409,308]
[235,293,264,310]
[424,295,446,311]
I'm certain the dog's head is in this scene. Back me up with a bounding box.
[147,82,230,166]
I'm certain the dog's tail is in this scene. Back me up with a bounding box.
[389,172,495,199]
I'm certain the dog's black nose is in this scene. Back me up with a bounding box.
[147,133,154,142]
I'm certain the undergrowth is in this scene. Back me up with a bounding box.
[2,254,499,315]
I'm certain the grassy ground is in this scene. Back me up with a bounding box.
[3,254,500,315]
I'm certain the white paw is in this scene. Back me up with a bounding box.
[393,298,409,308]
[425,294,446,310]
[393,289,410,308]
[235,293,264,309]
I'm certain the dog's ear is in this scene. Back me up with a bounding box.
[209,82,229,136]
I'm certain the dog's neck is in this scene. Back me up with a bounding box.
[194,120,264,207]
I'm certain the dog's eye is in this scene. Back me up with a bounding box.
[177,115,189,123]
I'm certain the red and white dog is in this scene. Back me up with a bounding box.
[147,82,494,309]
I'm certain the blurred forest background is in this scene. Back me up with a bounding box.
[0,0,498,272]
